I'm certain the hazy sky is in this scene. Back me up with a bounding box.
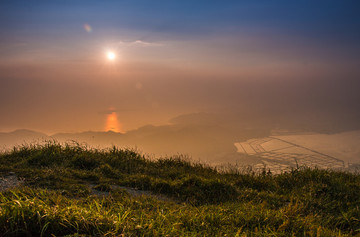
[1,0,360,134]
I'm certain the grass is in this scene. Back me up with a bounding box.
[0,142,359,236]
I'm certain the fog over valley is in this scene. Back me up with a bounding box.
[2,110,360,173]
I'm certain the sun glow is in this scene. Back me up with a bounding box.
[106,51,116,61]
[105,112,121,132]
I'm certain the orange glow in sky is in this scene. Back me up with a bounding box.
[105,112,121,132]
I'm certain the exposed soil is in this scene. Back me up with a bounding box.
[0,172,24,192]
[0,172,175,202]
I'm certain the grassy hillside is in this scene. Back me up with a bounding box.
[0,142,359,236]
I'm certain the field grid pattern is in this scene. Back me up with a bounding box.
[235,137,345,174]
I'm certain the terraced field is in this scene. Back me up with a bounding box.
[235,136,348,174]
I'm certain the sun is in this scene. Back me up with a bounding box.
[106,51,116,61]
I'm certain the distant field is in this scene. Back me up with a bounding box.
[235,130,360,174]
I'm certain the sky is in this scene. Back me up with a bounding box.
[1,0,360,134]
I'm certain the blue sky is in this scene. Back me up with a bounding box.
[1,0,359,67]
[2,1,360,43]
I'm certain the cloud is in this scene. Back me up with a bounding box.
[118,40,162,47]
[98,107,118,115]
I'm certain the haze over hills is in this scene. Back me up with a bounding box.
[1,112,360,172]
[0,129,49,150]
[0,112,269,165]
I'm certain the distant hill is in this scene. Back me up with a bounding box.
[0,113,276,164]
[10,112,348,165]
[0,129,50,150]
[51,124,255,163]
[52,130,125,148]
[0,113,268,165]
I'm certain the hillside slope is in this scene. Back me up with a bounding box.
[0,143,359,236]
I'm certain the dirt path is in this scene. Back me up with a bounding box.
[0,172,175,202]
[0,172,24,192]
